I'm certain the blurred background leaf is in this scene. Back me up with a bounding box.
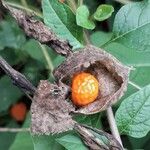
[0,76,22,113]
[9,114,33,150]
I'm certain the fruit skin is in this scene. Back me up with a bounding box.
[71,72,99,106]
[10,102,27,122]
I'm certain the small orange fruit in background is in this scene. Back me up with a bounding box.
[10,102,27,122]
[59,0,65,3]
[71,72,99,106]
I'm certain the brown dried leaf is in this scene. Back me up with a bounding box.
[31,80,75,135]
[2,1,72,57]
[75,124,123,150]
[54,45,130,114]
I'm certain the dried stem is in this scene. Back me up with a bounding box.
[0,56,36,96]
[0,127,30,132]
[75,124,123,149]
[2,1,72,57]
[106,107,123,147]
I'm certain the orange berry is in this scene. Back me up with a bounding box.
[10,102,27,122]
[71,72,99,106]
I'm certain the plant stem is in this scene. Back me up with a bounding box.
[78,0,83,6]
[21,0,28,8]
[6,1,42,18]
[39,43,54,78]
[114,0,131,5]
[128,81,141,90]
[0,127,30,132]
[106,107,123,147]
[83,30,90,44]
[66,0,77,12]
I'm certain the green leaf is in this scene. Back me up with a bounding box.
[115,84,150,138]
[101,1,150,67]
[0,20,25,50]
[56,134,88,150]
[76,5,95,30]
[109,0,150,52]
[91,34,150,67]
[115,66,150,107]
[129,132,150,149]
[94,4,114,21]
[104,42,150,67]
[42,0,83,49]
[0,121,19,150]
[0,76,22,112]
[23,40,44,62]
[75,113,102,129]
[90,31,112,47]
[130,66,150,87]
[9,115,34,150]
[33,135,65,150]
[0,49,26,66]
[22,60,46,85]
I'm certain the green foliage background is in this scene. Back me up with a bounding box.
[0,0,150,149]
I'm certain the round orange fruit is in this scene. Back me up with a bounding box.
[71,72,99,106]
[10,102,27,122]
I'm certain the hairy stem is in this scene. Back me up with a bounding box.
[0,127,30,132]
[0,56,36,95]
[66,0,77,12]
[106,107,123,147]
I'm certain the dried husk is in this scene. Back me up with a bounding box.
[54,45,130,114]
[75,124,123,150]
[31,80,75,135]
